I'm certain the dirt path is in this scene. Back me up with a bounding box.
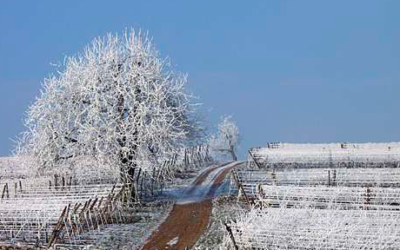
[141,162,241,250]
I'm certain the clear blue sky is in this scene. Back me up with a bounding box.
[0,1,399,158]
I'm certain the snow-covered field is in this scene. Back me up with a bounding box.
[5,141,400,249]
[230,167,400,198]
[221,143,400,250]
[74,200,174,250]
[0,156,127,248]
[228,207,400,249]
[0,150,212,249]
[251,142,400,167]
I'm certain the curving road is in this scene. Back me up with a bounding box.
[141,161,241,250]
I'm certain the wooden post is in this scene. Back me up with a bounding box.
[54,174,59,190]
[271,168,277,183]
[248,150,262,169]
[333,170,337,186]
[45,223,49,244]
[79,200,91,232]
[224,222,239,250]
[70,203,82,235]
[232,171,253,209]
[73,203,82,213]
[327,171,331,187]
[365,187,371,209]
[2,183,7,199]
[48,206,68,248]
[256,183,269,208]
[90,198,99,210]
[257,183,265,198]
[98,197,104,209]
[5,183,9,198]
[64,204,71,237]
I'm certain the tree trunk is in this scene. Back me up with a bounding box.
[229,145,238,161]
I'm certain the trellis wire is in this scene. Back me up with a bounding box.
[250,142,400,169]
[228,208,400,250]
[223,144,400,249]
[0,181,127,248]
[229,168,400,198]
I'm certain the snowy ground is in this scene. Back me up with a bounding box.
[176,162,237,204]
[60,171,206,250]
[79,201,174,250]
[193,196,246,250]
[0,155,215,249]
[75,164,227,250]
[251,142,400,165]
[140,162,241,250]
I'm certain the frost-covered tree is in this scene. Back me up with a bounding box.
[17,30,201,183]
[209,116,240,161]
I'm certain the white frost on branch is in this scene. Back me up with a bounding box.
[209,116,239,161]
[16,29,202,178]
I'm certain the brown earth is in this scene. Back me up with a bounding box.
[141,162,240,250]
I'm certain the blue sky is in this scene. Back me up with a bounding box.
[0,1,399,158]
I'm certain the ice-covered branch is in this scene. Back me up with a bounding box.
[209,116,240,161]
[16,29,203,182]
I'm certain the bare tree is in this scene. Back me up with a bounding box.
[16,30,201,185]
[209,116,240,161]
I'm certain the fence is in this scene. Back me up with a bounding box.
[256,185,400,210]
[229,168,400,199]
[249,142,400,169]
[0,178,129,248]
[223,145,400,249]
[227,208,400,249]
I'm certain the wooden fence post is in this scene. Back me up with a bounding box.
[365,187,371,210]
[248,150,262,169]
[54,174,59,190]
[1,183,9,199]
[232,171,253,209]
[224,222,239,250]
[1,184,6,199]
[327,171,331,187]
[333,170,337,186]
[48,206,68,248]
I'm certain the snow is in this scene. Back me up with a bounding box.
[252,142,400,165]
[176,162,241,204]
[228,207,400,249]
[75,200,174,250]
[166,237,179,246]
[16,29,202,181]
[0,154,215,248]
[193,196,246,250]
[209,116,240,161]
[222,152,400,250]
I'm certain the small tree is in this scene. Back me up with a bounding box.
[17,30,201,186]
[209,116,240,161]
